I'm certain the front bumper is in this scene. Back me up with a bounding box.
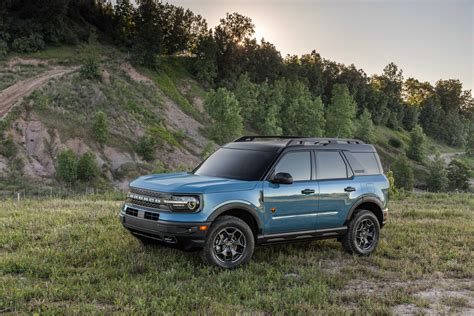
[119,204,210,249]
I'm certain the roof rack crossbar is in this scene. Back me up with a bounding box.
[287,138,364,146]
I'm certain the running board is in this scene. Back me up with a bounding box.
[257,226,347,245]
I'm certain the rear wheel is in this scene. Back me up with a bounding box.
[342,210,380,256]
[200,216,255,269]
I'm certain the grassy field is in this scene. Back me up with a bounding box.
[1,194,473,314]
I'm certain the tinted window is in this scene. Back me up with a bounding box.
[351,152,381,175]
[274,151,311,181]
[194,148,276,181]
[316,151,347,179]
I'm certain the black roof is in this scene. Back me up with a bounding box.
[224,136,376,153]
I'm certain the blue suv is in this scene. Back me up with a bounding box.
[120,136,389,268]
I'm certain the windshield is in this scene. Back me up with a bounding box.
[194,148,277,181]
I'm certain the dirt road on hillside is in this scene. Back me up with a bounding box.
[0,67,77,118]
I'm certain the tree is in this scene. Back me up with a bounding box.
[193,33,218,84]
[447,159,470,191]
[407,125,426,162]
[77,152,99,182]
[391,155,414,191]
[234,73,259,126]
[132,0,163,66]
[325,84,357,138]
[204,88,243,144]
[135,136,156,161]
[427,155,448,192]
[57,149,77,184]
[255,82,283,135]
[355,108,376,143]
[114,0,135,46]
[92,111,108,145]
[467,124,474,157]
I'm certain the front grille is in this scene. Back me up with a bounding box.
[125,207,160,222]
[127,187,172,211]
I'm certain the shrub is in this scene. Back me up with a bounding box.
[57,149,77,184]
[392,155,414,191]
[77,152,99,182]
[0,39,8,60]
[386,170,399,199]
[12,33,45,53]
[447,159,470,191]
[0,137,17,159]
[407,125,426,162]
[80,56,101,80]
[388,137,402,148]
[91,111,108,145]
[427,155,448,192]
[135,136,156,161]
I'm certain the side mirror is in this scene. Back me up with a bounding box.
[270,172,293,185]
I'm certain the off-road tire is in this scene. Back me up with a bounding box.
[200,216,255,269]
[342,209,380,256]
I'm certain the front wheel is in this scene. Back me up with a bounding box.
[200,216,255,269]
[342,210,380,256]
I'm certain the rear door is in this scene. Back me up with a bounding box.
[314,150,360,229]
[263,150,318,234]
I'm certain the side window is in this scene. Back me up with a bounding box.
[316,151,347,180]
[345,152,381,175]
[274,151,311,181]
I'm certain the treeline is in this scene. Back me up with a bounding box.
[0,1,473,148]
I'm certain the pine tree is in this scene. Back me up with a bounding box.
[355,108,376,143]
[325,84,357,138]
[234,73,259,126]
[407,125,426,162]
[57,149,77,184]
[427,155,448,192]
[77,152,99,182]
[392,155,414,191]
[447,159,470,191]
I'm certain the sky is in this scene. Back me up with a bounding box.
[166,0,474,92]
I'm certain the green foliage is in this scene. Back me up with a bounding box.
[407,125,426,162]
[0,39,7,59]
[80,56,101,80]
[0,137,17,159]
[205,88,243,144]
[135,136,156,161]
[386,170,399,199]
[467,124,474,157]
[325,84,357,138]
[355,108,376,143]
[426,155,448,192]
[234,73,259,126]
[77,152,99,182]
[392,155,414,191]
[91,111,108,145]
[11,33,45,53]
[447,159,470,191]
[193,34,217,84]
[57,149,77,184]
[200,142,216,160]
[388,137,402,148]
[281,80,325,136]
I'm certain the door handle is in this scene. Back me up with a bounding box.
[344,186,356,192]
[301,189,315,195]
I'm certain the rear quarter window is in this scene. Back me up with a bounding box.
[345,152,381,175]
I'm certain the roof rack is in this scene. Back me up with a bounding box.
[233,136,364,146]
[233,135,304,142]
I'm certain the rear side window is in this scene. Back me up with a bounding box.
[274,151,311,181]
[345,152,381,175]
[316,151,347,180]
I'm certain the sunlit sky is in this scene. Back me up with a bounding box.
[166,0,474,92]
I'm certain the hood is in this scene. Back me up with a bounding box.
[129,172,258,194]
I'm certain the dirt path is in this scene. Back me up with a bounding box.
[0,67,77,118]
[428,152,465,164]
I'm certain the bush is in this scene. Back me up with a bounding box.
[392,155,414,191]
[386,170,399,199]
[388,137,402,148]
[447,159,470,191]
[57,149,77,184]
[135,136,156,161]
[407,125,426,162]
[80,56,101,80]
[91,111,108,145]
[0,137,17,159]
[77,152,99,182]
[11,33,45,53]
[427,155,448,192]
[0,39,8,60]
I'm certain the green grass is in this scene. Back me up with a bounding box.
[1,194,473,314]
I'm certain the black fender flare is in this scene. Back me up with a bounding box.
[345,196,384,223]
[206,202,263,234]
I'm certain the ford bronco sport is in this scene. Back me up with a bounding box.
[120,136,389,269]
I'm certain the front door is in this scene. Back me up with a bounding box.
[263,151,318,234]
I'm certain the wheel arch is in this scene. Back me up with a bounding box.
[207,203,263,239]
[346,196,384,227]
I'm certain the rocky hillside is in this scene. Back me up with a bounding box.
[0,44,213,191]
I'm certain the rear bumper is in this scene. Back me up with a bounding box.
[119,204,210,249]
